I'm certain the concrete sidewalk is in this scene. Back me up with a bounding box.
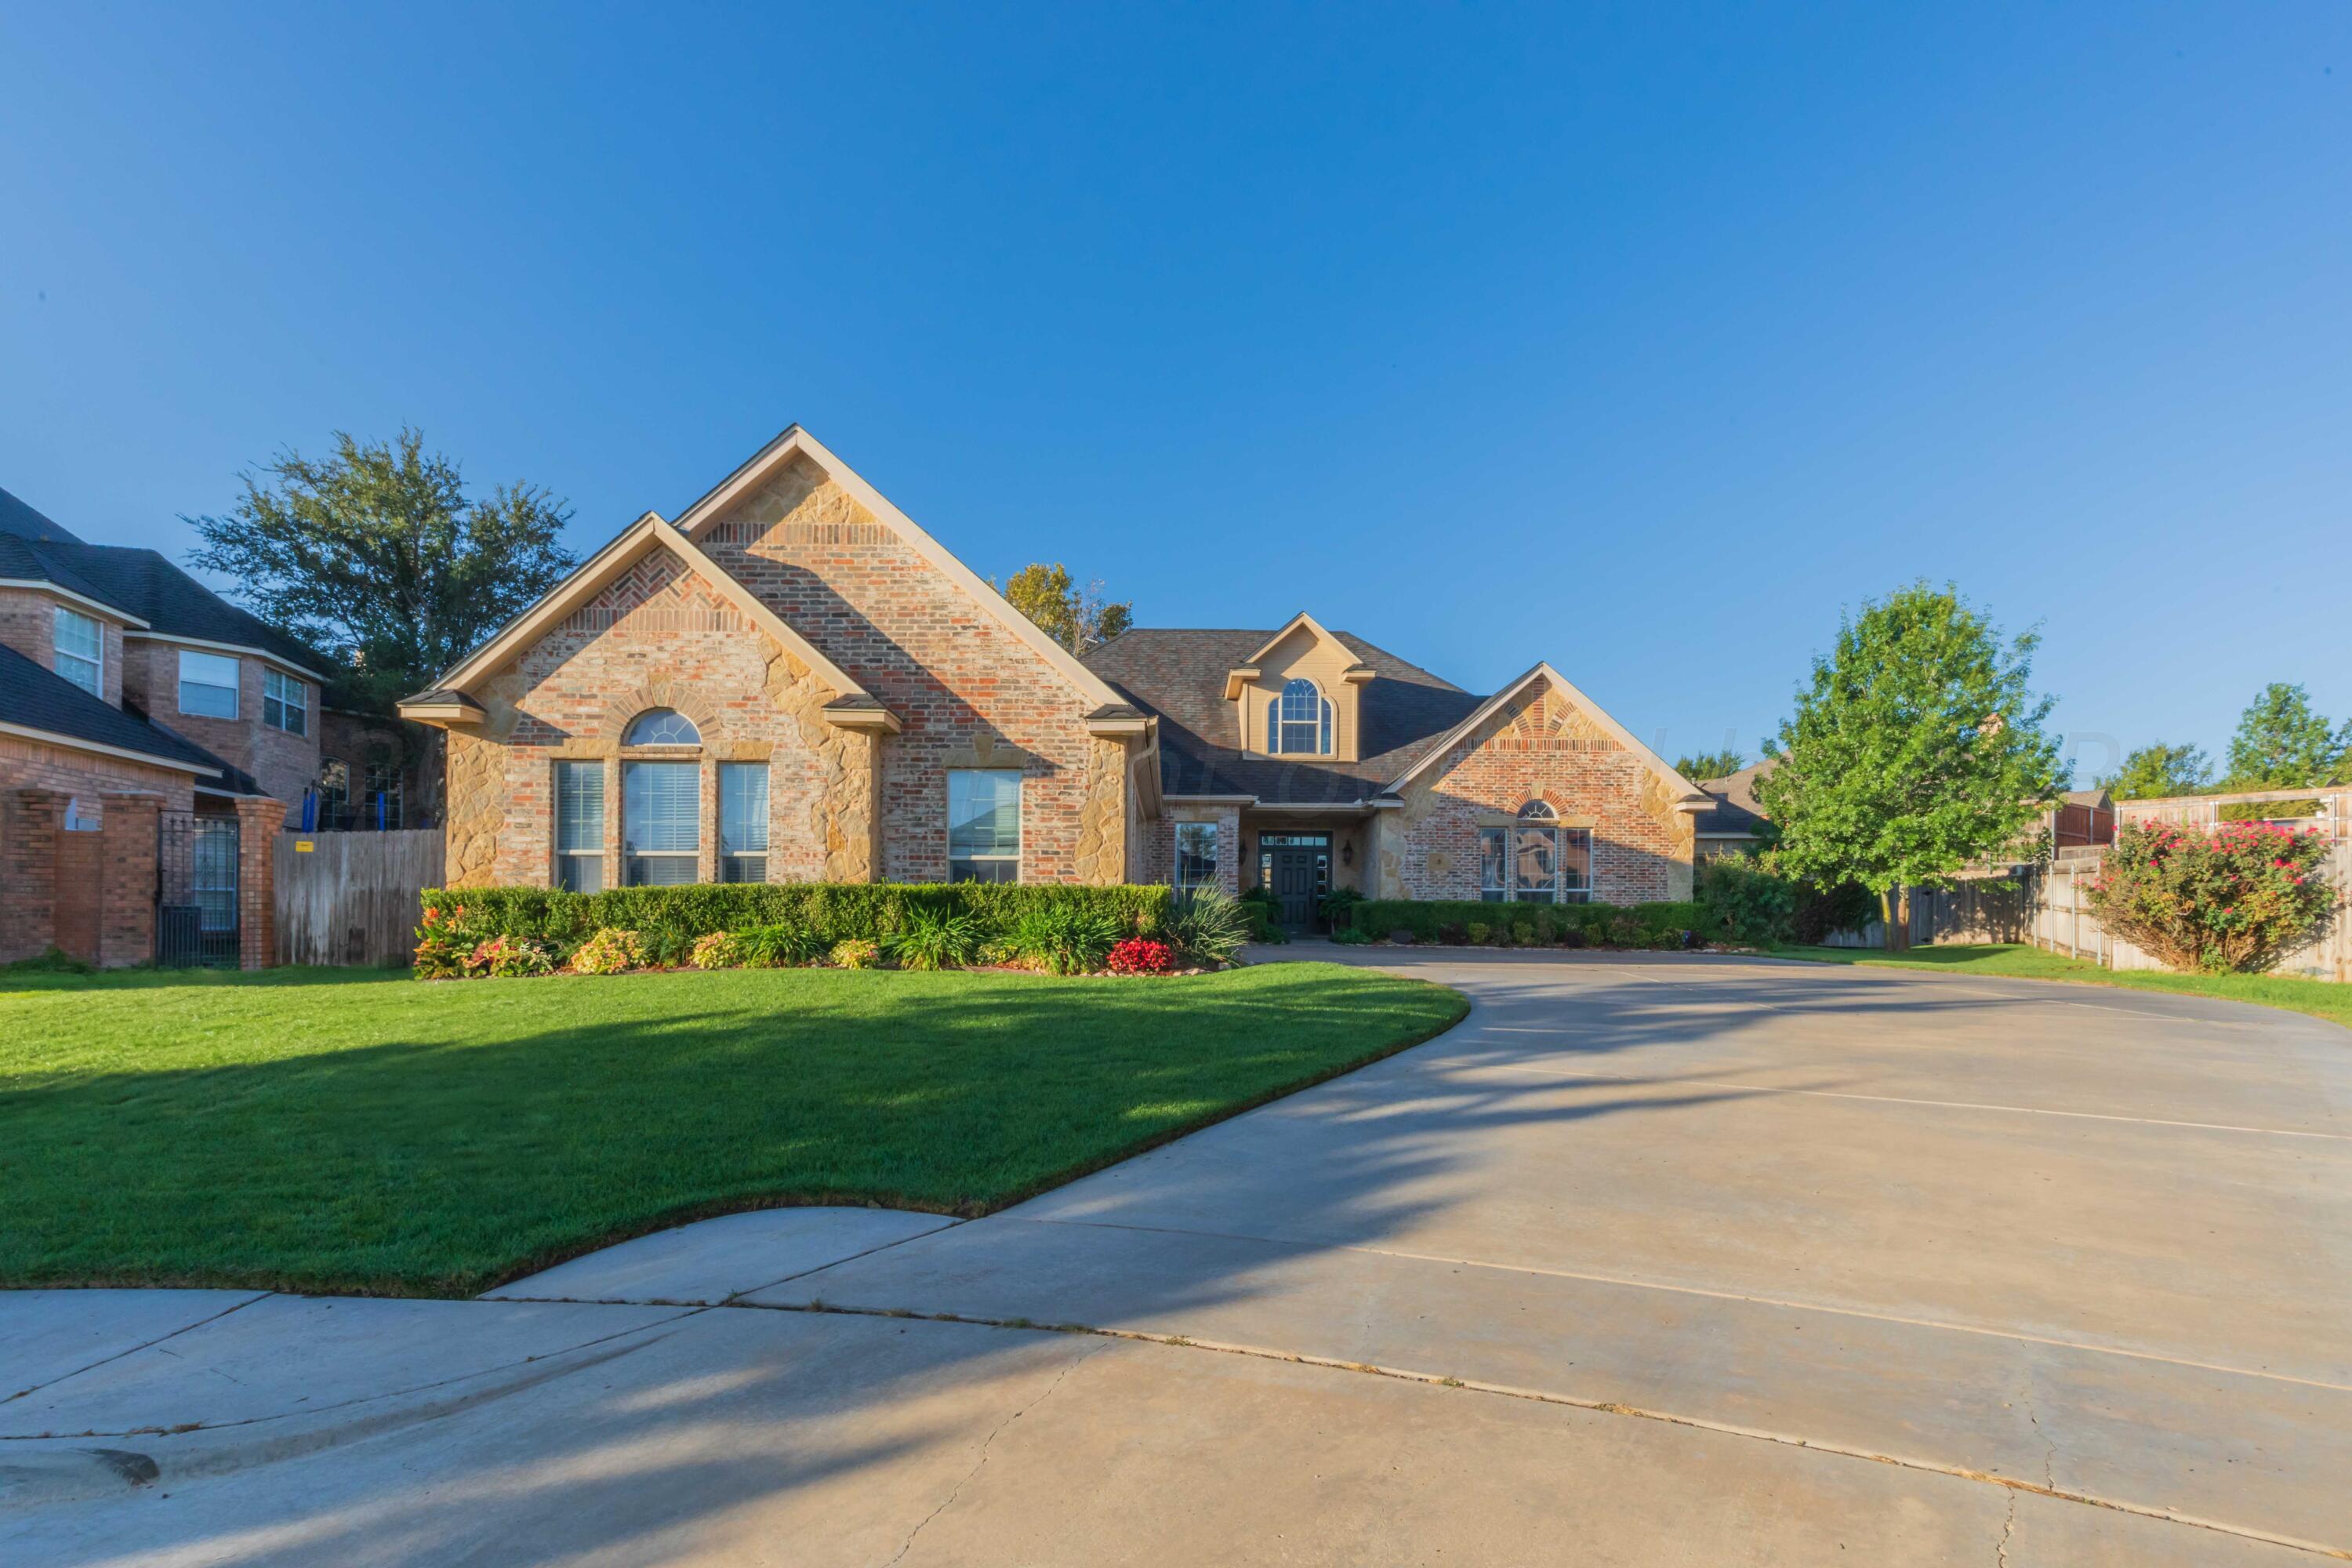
[6,953,2347,1565]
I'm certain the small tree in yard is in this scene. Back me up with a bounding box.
[997,562,1132,653]
[2087,820,2333,973]
[2096,742,2213,801]
[1756,583,2063,950]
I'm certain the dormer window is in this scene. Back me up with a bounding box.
[1269,678,1333,756]
[53,607,102,697]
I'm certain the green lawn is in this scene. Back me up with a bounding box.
[0,962,1465,1297]
[1773,942,2351,1032]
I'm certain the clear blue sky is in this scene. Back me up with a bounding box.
[5,3,2347,781]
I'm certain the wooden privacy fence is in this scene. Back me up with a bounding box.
[274,829,445,967]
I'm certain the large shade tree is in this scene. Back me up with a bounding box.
[187,429,576,711]
[2223,683,2350,790]
[1756,583,2063,949]
[2095,741,2213,801]
[996,561,1132,653]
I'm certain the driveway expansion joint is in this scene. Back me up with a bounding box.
[728,1296,2352,1560]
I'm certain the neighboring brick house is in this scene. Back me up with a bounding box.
[0,484,325,811]
[1,488,296,967]
[400,427,1710,924]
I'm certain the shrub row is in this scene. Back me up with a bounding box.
[418,881,1173,963]
[1345,898,1708,948]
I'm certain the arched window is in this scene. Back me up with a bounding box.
[1269,678,1332,755]
[1518,800,1557,821]
[624,708,701,746]
[1481,800,1592,904]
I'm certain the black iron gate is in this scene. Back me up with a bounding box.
[157,811,241,967]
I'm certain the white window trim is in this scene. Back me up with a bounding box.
[263,669,308,734]
[178,649,241,719]
[946,768,1022,881]
[621,758,700,885]
[53,607,103,697]
[553,760,605,891]
[1267,679,1335,757]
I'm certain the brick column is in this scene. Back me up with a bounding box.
[233,797,288,970]
[96,793,162,968]
[2,789,65,964]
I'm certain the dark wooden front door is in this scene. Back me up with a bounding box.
[1270,848,1317,927]
[1263,836,1332,929]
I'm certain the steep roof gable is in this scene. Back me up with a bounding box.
[673,426,1131,714]
[1380,662,1711,808]
[401,512,874,718]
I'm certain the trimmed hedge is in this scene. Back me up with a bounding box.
[419,882,1171,964]
[1346,898,1707,947]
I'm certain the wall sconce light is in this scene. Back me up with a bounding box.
[1341,840,1353,866]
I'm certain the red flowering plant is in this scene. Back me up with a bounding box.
[2085,819,2334,973]
[1103,937,1178,975]
[412,901,470,980]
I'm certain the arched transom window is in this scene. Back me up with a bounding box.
[1268,678,1334,756]
[624,708,701,746]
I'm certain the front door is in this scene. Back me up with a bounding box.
[1261,834,1332,930]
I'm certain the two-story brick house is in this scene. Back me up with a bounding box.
[0,485,324,815]
[399,428,1711,924]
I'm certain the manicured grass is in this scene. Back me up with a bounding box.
[0,962,1466,1297]
[1773,942,2351,1032]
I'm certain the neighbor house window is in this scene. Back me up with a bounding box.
[719,762,768,884]
[363,746,404,829]
[948,769,1021,883]
[1267,677,1333,755]
[179,650,240,718]
[554,760,604,892]
[1482,802,1595,904]
[318,758,350,822]
[263,669,307,735]
[64,797,101,832]
[623,760,699,885]
[53,608,102,697]
[1175,821,1220,891]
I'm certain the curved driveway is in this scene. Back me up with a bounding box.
[7,953,2349,1565]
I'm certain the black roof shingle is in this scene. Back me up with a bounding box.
[1081,627,1487,804]
[0,642,228,778]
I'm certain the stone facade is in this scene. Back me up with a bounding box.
[1374,676,1695,904]
[699,456,1119,885]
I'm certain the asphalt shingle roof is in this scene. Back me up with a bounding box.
[0,641,227,778]
[0,485,85,544]
[1081,628,1486,803]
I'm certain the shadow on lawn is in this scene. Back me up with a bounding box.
[5,957,2082,1568]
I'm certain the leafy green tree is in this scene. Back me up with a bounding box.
[2222,683,2350,790]
[996,561,1133,653]
[2095,742,2213,801]
[187,429,575,711]
[1675,748,1747,782]
[1755,583,2063,949]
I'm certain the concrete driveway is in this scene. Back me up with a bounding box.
[5,952,2349,1565]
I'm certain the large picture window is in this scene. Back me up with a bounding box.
[1267,677,1333,756]
[263,669,307,735]
[179,650,239,718]
[1175,821,1220,892]
[555,760,605,892]
[1480,803,1595,904]
[948,769,1021,883]
[719,762,768,884]
[53,608,102,696]
[623,760,699,885]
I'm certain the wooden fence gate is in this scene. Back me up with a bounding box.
[274,829,445,967]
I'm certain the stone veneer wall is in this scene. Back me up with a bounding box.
[698,455,1124,884]
[441,546,876,888]
[1377,679,1693,904]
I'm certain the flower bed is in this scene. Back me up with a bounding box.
[414,884,1257,979]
